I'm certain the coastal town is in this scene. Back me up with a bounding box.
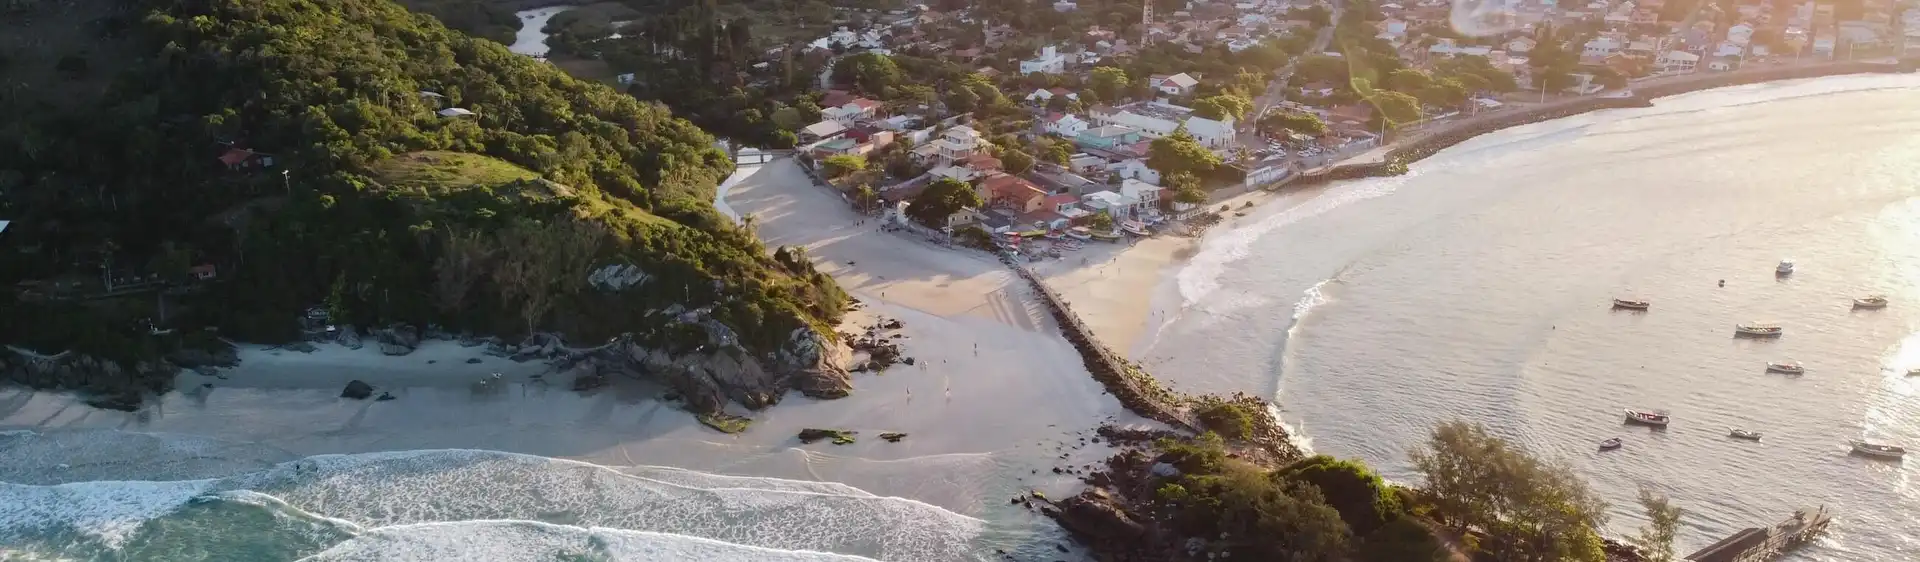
[1,0,1918,561]
[517,0,1920,256]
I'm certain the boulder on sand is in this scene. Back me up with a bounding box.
[340,380,374,400]
[797,428,857,445]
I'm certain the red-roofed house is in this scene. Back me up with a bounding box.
[820,90,856,108]
[217,148,274,170]
[1044,113,1089,136]
[980,174,1049,214]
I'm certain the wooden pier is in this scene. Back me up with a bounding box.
[1682,507,1830,562]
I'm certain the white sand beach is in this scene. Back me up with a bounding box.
[0,158,1141,520]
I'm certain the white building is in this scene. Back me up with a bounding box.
[1583,37,1623,58]
[1107,158,1161,185]
[1020,46,1067,74]
[913,125,983,164]
[1150,73,1201,97]
[1118,179,1163,209]
[1045,113,1090,136]
[1656,50,1699,73]
[1089,102,1236,148]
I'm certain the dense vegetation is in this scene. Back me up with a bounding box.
[1135,419,1656,562]
[0,0,844,399]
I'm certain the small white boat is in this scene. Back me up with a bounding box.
[1907,368,1920,377]
[1729,428,1762,441]
[1066,227,1092,240]
[1598,437,1622,450]
[1853,295,1889,309]
[1765,361,1804,375]
[1735,323,1783,337]
[1611,298,1651,310]
[1625,409,1670,427]
[1851,440,1907,459]
[1776,259,1795,275]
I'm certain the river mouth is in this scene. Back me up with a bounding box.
[510,6,577,58]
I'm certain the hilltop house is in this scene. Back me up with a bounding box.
[1149,73,1201,97]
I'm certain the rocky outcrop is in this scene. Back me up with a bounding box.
[373,324,421,356]
[1052,489,1150,551]
[0,347,179,411]
[165,345,239,369]
[584,325,853,414]
[340,379,374,399]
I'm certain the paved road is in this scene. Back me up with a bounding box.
[1243,0,1344,142]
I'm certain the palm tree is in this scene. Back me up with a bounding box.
[742,212,758,236]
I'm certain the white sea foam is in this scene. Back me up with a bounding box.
[0,479,214,548]
[232,449,983,560]
[1179,179,1406,309]
[299,520,882,562]
[617,464,877,497]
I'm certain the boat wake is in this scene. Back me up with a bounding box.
[0,432,983,561]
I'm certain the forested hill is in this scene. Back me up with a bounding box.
[0,0,844,388]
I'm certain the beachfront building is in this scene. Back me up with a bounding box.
[913,125,983,165]
[1088,102,1235,148]
[980,174,1051,214]
[1108,158,1161,185]
[1079,190,1140,221]
[1657,50,1700,73]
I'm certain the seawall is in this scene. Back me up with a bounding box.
[1292,61,1911,187]
[1011,266,1201,434]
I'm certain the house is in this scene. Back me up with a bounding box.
[1657,50,1699,73]
[190,264,217,281]
[1506,37,1536,53]
[1727,23,1755,45]
[1089,102,1232,148]
[1043,193,1093,223]
[913,125,984,164]
[1812,35,1836,56]
[1182,116,1237,149]
[1298,81,1336,97]
[1149,72,1201,97]
[1079,190,1140,221]
[1027,87,1080,104]
[436,107,476,118]
[1108,158,1161,185]
[822,98,883,123]
[1706,56,1736,71]
[1053,0,1078,11]
[1045,113,1090,137]
[801,120,849,142]
[1118,179,1163,211]
[1068,154,1107,174]
[1583,37,1623,58]
[1376,17,1409,41]
[981,174,1051,213]
[1075,124,1144,149]
[1020,46,1067,74]
[217,147,275,170]
[616,73,637,84]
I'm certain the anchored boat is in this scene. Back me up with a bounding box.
[1729,428,1762,441]
[1611,298,1650,310]
[1736,323,1783,337]
[1598,437,1622,451]
[1853,295,1889,309]
[1625,409,1670,427]
[1765,361,1804,375]
[1776,259,1795,275]
[1851,440,1907,460]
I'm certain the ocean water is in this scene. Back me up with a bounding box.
[1148,73,1920,559]
[0,429,1068,561]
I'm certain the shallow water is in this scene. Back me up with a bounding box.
[1148,73,1920,559]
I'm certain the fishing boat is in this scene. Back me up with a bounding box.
[1624,409,1670,427]
[1611,298,1651,310]
[1598,438,1622,451]
[1066,227,1092,240]
[1851,440,1907,460]
[1735,323,1784,337]
[1907,368,1920,377]
[1765,361,1804,375]
[1853,295,1889,309]
[1776,259,1795,275]
[1729,428,1762,441]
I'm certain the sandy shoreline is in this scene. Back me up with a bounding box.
[0,159,1141,526]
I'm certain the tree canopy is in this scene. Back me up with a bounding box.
[1411,420,1609,562]
[1259,111,1328,137]
[1147,130,1222,178]
[905,178,980,227]
[0,0,845,401]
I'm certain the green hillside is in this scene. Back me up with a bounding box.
[0,0,843,401]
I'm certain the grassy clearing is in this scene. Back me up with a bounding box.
[368,151,545,195]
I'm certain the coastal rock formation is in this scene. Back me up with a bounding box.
[373,324,421,355]
[797,428,857,445]
[340,379,374,399]
[584,325,853,414]
[165,345,239,369]
[1,347,179,411]
[1052,489,1150,552]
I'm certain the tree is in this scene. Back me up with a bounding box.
[1411,420,1609,562]
[1296,55,1350,85]
[1594,67,1628,90]
[1355,516,1452,562]
[1277,455,1403,535]
[1036,137,1073,165]
[1191,94,1251,120]
[432,227,495,315]
[999,147,1036,174]
[1385,68,1432,93]
[1089,66,1130,102]
[1147,130,1222,178]
[1418,77,1468,108]
[821,154,867,179]
[1166,172,1206,206]
[769,107,803,130]
[1297,5,1332,26]
[1628,486,1685,562]
[1087,211,1114,232]
[1367,90,1422,125]
[854,184,879,213]
[492,218,606,334]
[1259,111,1327,136]
[831,52,902,95]
[905,177,981,227]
